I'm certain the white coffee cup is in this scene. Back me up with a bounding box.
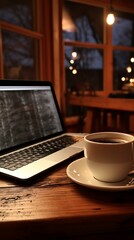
[84,132,134,182]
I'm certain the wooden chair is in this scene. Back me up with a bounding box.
[83,109,130,133]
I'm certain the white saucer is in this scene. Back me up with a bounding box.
[66,158,134,191]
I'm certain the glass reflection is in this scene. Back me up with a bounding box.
[65,46,103,92]
[113,50,134,90]
[0,0,34,30]
[63,1,103,43]
[112,12,134,47]
[2,30,40,80]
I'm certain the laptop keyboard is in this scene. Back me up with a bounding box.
[0,135,82,171]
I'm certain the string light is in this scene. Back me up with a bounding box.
[121,77,125,82]
[130,57,134,63]
[69,66,73,70]
[72,69,77,74]
[72,51,77,59]
[69,51,78,75]
[126,66,132,73]
[70,59,74,64]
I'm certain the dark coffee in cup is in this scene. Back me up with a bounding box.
[90,138,127,144]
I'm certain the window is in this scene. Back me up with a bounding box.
[63,2,103,43]
[112,11,134,90]
[62,0,104,115]
[62,0,134,116]
[112,11,134,47]
[63,1,104,96]
[0,0,48,81]
[2,30,40,80]
[0,0,34,30]
[65,46,103,92]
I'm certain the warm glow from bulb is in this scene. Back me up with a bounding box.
[72,69,77,74]
[72,51,77,58]
[69,66,73,70]
[126,66,132,73]
[130,78,134,83]
[130,57,134,63]
[70,59,74,64]
[106,13,115,25]
[121,77,126,82]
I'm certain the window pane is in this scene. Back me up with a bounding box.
[65,46,103,93]
[2,30,40,80]
[113,50,134,90]
[112,12,134,47]
[63,1,103,43]
[0,0,34,30]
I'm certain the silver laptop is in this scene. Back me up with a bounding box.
[0,80,85,180]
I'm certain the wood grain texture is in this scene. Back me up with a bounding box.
[0,158,134,239]
[69,95,134,112]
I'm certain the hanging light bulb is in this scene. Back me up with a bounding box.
[106,1,115,25]
[106,12,115,25]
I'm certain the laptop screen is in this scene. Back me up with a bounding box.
[0,81,64,153]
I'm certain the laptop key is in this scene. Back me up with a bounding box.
[0,135,82,171]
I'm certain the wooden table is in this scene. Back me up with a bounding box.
[0,153,134,240]
[68,95,134,133]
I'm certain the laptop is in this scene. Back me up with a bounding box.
[0,80,85,180]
